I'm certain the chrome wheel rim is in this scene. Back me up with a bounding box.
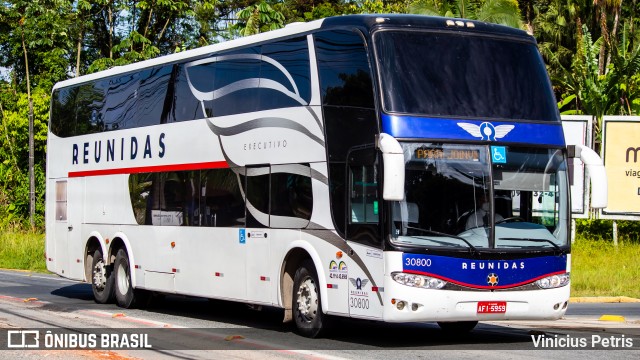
[93,260,106,291]
[116,261,130,295]
[296,276,318,322]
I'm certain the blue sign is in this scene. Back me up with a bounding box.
[491,146,507,163]
[239,229,246,244]
[402,253,567,289]
[381,114,566,147]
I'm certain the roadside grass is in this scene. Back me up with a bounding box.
[0,230,638,298]
[571,237,640,298]
[0,231,46,272]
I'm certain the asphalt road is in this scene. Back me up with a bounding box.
[0,269,638,359]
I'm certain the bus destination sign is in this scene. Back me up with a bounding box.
[414,148,480,161]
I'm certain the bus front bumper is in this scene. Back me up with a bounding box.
[382,276,570,322]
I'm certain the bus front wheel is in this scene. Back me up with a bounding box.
[292,260,327,338]
[91,249,114,304]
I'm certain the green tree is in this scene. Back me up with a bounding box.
[349,0,408,14]
[234,2,285,36]
[408,0,522,28]
[0,0,72,228]
[0,0,73,90]
[605,20,640,115]
[593,0,622,74]
[0,88,49,228]
[555,24,640,153]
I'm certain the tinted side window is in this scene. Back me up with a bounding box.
[270,165,313,228]
[244,167,270,228]
[129,172,154,225]
[201,168,245,227]
[136,66,171,127]
[154,172,195,226]
[128,167,313,229]
[323,106,378,237]
[129,169,245,227]
[51,87,77,137]
[213,47,261,116]
[51,36,313,137]
[324,107,378,162]
[315,30,374,108]
[317,29,377,237]
[347,148,381,246]
[132,172,180,226]
[103,73,140,131]
[261,37,311,109]
[163,63,204,122]
[75,81,106,134]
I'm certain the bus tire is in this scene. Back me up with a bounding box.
[437,321,478,333]
[292,260,327,338]
[91,249,114,304]
[114,249,136,308]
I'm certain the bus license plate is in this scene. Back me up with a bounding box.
[477,301,506,314]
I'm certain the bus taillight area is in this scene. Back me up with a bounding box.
[382,273,570,323]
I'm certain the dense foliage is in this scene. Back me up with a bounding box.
[0,0,639,230]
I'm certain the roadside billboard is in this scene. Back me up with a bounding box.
[601,116,640,219]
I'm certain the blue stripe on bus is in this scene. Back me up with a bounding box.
[381,114,566,146]
[402,253,567,289]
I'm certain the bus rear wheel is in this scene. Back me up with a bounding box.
[91,249,114,304]
[292,260,327,338]
[437,321,478,333]
[114,248,140,308]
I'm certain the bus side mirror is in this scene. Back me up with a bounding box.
[568,145,608,208]
[377,133,405,201]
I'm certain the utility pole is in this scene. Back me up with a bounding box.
[21,19,35,229]
[28,96,34,229]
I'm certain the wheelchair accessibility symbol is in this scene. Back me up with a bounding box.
[491,146,507,163]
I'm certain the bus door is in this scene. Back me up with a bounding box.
[346,147,384,319]
[244,166,271,304]
[53,178,84,279]
[53,179,70,275]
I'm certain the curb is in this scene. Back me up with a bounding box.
[0,268,35,273]
[569,296,640,303]
[599,315,626,322]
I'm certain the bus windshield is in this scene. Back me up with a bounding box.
[391,143,569,251]
[374,30,559,121]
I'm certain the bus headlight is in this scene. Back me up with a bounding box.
[536,273,570,289]
[391,272,446,289]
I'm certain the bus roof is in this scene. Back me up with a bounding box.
[53,14,531,91]
[322,14,530,39]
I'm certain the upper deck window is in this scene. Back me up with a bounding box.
[50,37,311,137]
[374,30,559,122]
[315,30,374,108]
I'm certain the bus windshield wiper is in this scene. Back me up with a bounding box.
[405,226,480,256]
[498,237,562,253]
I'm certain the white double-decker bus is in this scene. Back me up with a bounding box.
[46,15,607,337]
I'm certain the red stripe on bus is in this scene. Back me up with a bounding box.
[68,161,229,178]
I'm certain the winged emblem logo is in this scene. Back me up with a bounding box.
[457,122,515,141]
[349,277,369,290]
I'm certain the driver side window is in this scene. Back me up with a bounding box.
[347,147,381,246]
